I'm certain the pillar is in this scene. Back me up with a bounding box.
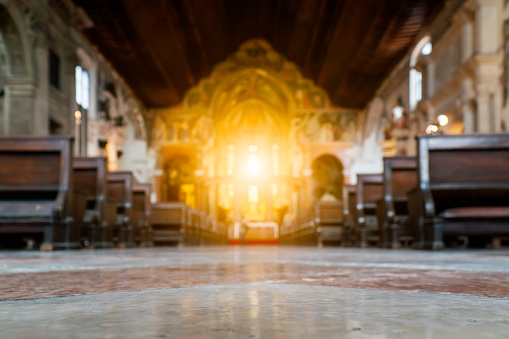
[33,29,49,135]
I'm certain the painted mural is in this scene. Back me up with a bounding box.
[151,39,359,226]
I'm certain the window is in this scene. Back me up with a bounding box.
[409,37,431,110]
[75,66,89,156]
[227,144,235,176]
[272,144,279,176]
[409,69,422,109]
[75,66,89,109]
[49,51,60,89]
[421,42,432,56]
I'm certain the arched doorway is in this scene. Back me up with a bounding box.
[311,155,344,202]
[162,154,197,207]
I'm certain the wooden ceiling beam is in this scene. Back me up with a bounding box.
[74,0,445,110]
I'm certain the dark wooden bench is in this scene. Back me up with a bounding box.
[132,183,153,247]
[187,208,201,244]
[279,208,316,246]
[73,157,113,248]
[356,173,383,248]
[150,202,187,245]
[342,184,357,246]
[0,136,81,250]
[206,214,226,244]
[106,171,134,247]
[376,156,417,248]
[198,210,211,244]
[314,201,343,247]
[411,134,509,250]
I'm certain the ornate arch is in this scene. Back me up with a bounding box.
[183,39,330,113]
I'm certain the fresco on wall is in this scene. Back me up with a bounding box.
[181,39,329,113]
[293,110,357,143]
[151,39,359,222]
[152,39,357,146]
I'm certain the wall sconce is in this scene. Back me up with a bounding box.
[426,115,448,135]
[437,114,448,127]
[425,124,438,135]
[74,110,82,125]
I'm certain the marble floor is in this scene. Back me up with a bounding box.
[1,246,509,338]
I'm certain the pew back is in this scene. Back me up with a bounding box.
[73,157,107,218]
[383,156,417,214]
[356,173,383,247]
[356,174,383,209]
[106,171,134,246]
[418,134,509,215]
[0,137,72,206]
[315,201,343,225]
[417,134,509,249]
[150,202,187,245]
[0,136,77,249]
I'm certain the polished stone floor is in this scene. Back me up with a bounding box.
[1,246,509,338]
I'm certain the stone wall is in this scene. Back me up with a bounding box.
[0,0,151,181]
[361,0,507,166]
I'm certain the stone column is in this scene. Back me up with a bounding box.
[65,51,80,154]
[476,72,498,133]
[460,11,474,64]
[153,147,163,202]
[33,27,50,135]
[461,76,475,133]
[426,61,435,99]
[473,0,501,56]
[3,80,37,135]
[302,145,312,210]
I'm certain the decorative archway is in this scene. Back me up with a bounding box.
[150,39,359,234]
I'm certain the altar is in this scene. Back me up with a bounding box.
[232,221,279,244]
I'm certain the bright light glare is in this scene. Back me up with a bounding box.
[437,115,448,126]
[247,154,260,174]
[248,185,259,203]
[392,106,403,120]
[426,124,438,134]
[421,42,432,56]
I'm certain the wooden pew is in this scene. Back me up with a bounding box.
[279,208,315,246]
[132,183,153,247]
[314,201,343,247]
[411,134,509,250]
[73,157,113,248]
[0,136,80,250]
[376,156,417,248]
[150,202,187,245]
[187,208,201,244]
[342,184,357,246]
[106,171,134,248]
[356,173,383,248]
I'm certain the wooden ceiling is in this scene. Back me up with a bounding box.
[73,0,444,109]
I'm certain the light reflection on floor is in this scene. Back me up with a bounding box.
[1,246,509,338]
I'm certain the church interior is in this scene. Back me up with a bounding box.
[1,0,509,337]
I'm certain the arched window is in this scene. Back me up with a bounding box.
[75,66,90,156]
[75,66,89,109]
[409,37,431,110]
